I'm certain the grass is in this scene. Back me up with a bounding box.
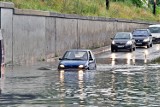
[0,0,160,22]
[108,2,158,22]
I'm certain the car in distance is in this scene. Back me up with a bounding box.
[111,32,136,52]
[148,24,160,43]
[58,49,96,70]
[132,29,152,48]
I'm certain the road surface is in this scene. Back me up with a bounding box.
[96,44,160,65]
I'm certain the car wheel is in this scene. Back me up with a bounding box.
[150,43,152,47]
[111,47,114,52]
[133,47,136,51]
[93,65,97,70]
[147,44,150,48]
[111,48,114,52]
[130,48,133,52]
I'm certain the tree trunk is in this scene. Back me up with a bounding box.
[153,1,156,15]
[106,0,109,10]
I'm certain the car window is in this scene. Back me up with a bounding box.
[149,27,160,33]
[114,33,130,39]
[89,51,93,60]
[63,51,75,59]
[132,30,149,37]
[63,51,88,60]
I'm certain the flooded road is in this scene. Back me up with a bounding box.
[96,44,160,65]
[1,44,160,107]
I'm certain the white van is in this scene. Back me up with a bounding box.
[148,24,160,43]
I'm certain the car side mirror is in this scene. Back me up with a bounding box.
[150,34,152,36]
[59,58,62,60]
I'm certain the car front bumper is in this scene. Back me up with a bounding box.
[111,44,132,50]
[58,65,88,70]
[152,37,160,43]
[135,42,149,46]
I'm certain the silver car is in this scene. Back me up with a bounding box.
[148,24,160,43]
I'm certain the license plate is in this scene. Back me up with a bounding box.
[136,43,142,45]
[118,45,124,48]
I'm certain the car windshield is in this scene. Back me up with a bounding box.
[114,33,130,39]
[149,27,160,33]
[63,51,88,60]
[132,30,148,37]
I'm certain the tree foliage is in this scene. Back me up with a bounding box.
[149,0,160,5]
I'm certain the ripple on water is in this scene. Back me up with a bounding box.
[2,63,160,106]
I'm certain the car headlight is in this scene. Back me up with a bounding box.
[59,64,65,68]
[112,41,115,44]
[126,40,132,45]
[143,37,150,42]
[79,65,84,68]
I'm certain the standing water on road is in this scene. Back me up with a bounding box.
[1,60,160,106]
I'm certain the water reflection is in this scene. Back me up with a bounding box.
[110,53,136,66]
[59,69,85,98]
[144,49,149,64]
[156,44,160,51]
[126,53,132,65]
[111,53,116,66]
[78,70,84,101]
[97,49,153,65]
[44,66,160,106]
[0,65,5,95]
[60,70,64,84]
[0,64,160,106]
[59,69,96,104]
[96,44,160,65]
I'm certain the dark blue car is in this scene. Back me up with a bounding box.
[58,49,96,70]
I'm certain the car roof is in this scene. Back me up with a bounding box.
[134,28,149,31]
[66,49,91,52]
[149,24,160,27]
[116,32,131,34]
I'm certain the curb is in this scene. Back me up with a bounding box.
[92,46,110,55]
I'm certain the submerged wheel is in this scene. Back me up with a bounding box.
[111,49,114,52]
[133,47,136,51]
[130,48,133,52]
[147,44,150,48]
[111,47,114,52]
[93,65,97,70]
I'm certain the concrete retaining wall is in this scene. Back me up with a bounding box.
[0,2,153,65]
[13,15,46,64]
